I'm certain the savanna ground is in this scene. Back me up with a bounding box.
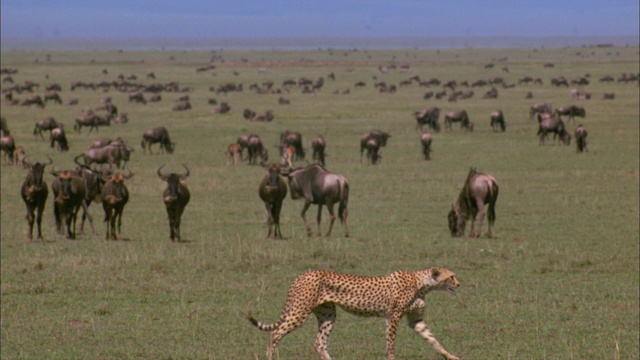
[1,45,638,359]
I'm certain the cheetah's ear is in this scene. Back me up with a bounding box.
[430,267,441,278]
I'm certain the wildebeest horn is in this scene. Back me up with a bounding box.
[22,155,31,168]
[74,154,85,167]
[45,156,53,166]
[181,164,190,179]
[157,164,169,180]
[50,165,62,177]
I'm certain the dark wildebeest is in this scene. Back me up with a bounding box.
[282,164,349,237]
[172,101,191,111]
[243,108,257,120]
[44,91,62,105]
[75,143,130,169]
[278,130,305,160]
[1,115,9,136]
[157,165,191,242]
[50,127,69,152]
[101,169,133,240]
[529,102,552,120]
[537,114,570,145]
[33,117,62,140]
[21,156,52,242]
[444,110,472,131]
[74,159,109,235]
[414,107,441,132]
[364,138,382,165]
[258,163,288,239]
[490,110,506,132]
[554,105,585,123]
[359,130,390,163]
[141,127,175,155]
[1,135,16,164]
[21,94,45,108]
[448,168,499,238]
[247,135,268,165]
[575,124,588,153]
[311,135,326,166]
[50,169,86,239]
[602,93,615,100]
[420,132,433,160]
[74,111,97,134]
[128,91,147,104]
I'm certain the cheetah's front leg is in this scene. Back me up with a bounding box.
[407,312,459,360]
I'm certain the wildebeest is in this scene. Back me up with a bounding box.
[44,91,62,105]
[141,127,175,155]
[420,132,433,160]
[33,117,62,140]
[282,164,349,237]
[247,134,268,165]
[21,156,52,242]
[75,143,131,169]
[101,169,133,240]
[282,146,296,168]
[444,110,472,131]
[114,113,128,124]
[258,163,288,239]
[74,159,109,234]
[21,94,45,108]
[13,146,25,166]
[50,127,69,152]
[414,107,441,132]
[537,114,570,145]
[529,102,552,120]
[602,92,615,100]
[225,143,242,165]
[50,169,86,239]
[128,91,147,104]
[448,168,499,238]
[172,101,191,111]
[364,138,382,165]
[575,124,588,153]
[311,135,326,166]
[1,115,9,136]
[554,105,586,123]
[157,165,191,242]
[1,135,16,164]
[490,110,506,132]
[359,130,390,163]
[278,130,305,160]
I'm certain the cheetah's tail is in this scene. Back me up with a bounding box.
[246,313,280,332]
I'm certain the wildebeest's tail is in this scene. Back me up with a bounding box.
[488,180,499,226]
[338,180,349,224]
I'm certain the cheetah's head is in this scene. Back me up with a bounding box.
[429,267,460,294]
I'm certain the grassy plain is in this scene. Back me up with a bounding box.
[1,46,639,359]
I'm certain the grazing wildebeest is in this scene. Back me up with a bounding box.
[157,165,191,242]
[602,92,615,100]
[75,144,130,169]
[554,105,585,123]
[21,94,45,108]
[141,127,175,154]
[444,110,472,131]
[74,111,97,134]
[225,143,242,165]
[44,91,62,105]
[172,101,191,111]
[490,110,506,132]
[415,107,441,132]
[1,135,16,164]
[551,76,569,87]
[128,91,147,104]
[311,135,326,166]
[359,130,390,163]
[575,124,588,153]
[258,163,288,239]
[236,134,254,160]
[50,169,86,239]
[448,168,499,238]
[211,101,230,114]
[243,108,257,120]
[364,138,382,165]
[101,169,133,240]
[537,114,570,145]
[278,130,305,160]
[282,164,349,237]
[21,156,52,242]
[33,117,62,140]
[420,132,433,160]
[247,135,268,165]
[529,102,552,120]
[50,127,70,151]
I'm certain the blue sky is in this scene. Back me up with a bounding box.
[1,1,638,39]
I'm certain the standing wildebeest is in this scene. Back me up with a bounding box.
[575,124,588,153]
[50,169,86,239]
[282,164,349,237]
[529,102,552,120]
[415,107,441,132]
[554,105,586,123]
[74,159,109,234]
[311,135,326,166]
[225,143,242,165]
[490,110,506,132]
[258,163,288,239]
[44,91,62,105]
[278,130,305,160]
[101,169,133,240]
[157,165,191,242]
[50,127,69,152]
[141,127,175,154]
[21,156,52,242]
[448,168,499,238]
[128,91,147,104]
[1,135,16,164]
[1,115,9,136]
[359,130,390,163]
[444,110,472,131]
[364,138,382,165]
[537,114,570,145]
[21,94,45,108]
[75,144,130,169]
[247,134,268,165]
[420,132,433,160]
[33,117,62,140]
[281,146,296,168]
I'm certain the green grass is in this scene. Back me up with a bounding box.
[1,46,639,359]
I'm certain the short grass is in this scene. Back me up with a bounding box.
[1,45,638,359]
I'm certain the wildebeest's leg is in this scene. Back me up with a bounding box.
[26,206,35,242]
[35,204,45,241]
[273,202,282,239]
[263,202,275,239]
[174,208,185,242]
[316,204,324,237]
[116,207,124,240]
[472,197,486,238]
[103,206,112,240]
[81,201,95,234]
[324,202,337,237]
[300,201,313,237]
[54,203,62,235]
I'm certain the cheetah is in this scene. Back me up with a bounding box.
[247,267,460,360]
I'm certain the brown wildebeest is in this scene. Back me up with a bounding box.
[420,132,433,160]
[537,114,570,145]
[1,135,16,164]
[258,163,288,239]
[360,130,390,163]
[21,156,52,242]
[448,168,499,238]
[141,127,175,154]
[225,143,242,165]
[490,110,506,132]
[529,102,552,120]
[33,117,62,140]
[50,169,86,239]
[554,105,585,123]
[415,107,441,132]
[157,165,191,242]
[75,143,130,169]
[282,164,349,237]
[311,135,326,166]
[128,91,147,104]
[575,124,588,153]
[278,130,305,160]
[282,145,296,168]
[101,169,133,240]
[247,135,268,165]
[602,92,615,100]
[44,91,62,105]
[21,94,45,108]
[13,146,25,166]
[444,110,472,131]
[50,127,70,152]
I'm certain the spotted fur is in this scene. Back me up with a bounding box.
[247,267,460,360]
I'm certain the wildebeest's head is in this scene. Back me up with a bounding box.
[264,163,283,187]
[24,156,53,188]
[448,205,466,237]
[157,164,189,200]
